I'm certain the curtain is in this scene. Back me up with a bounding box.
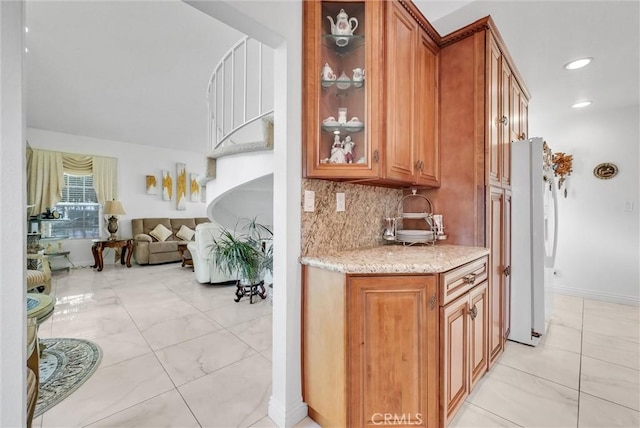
[26,149,119,214]
[26,150,64,216]
[92,156,118,205]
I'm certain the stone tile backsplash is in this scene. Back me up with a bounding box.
[301,179,403,256]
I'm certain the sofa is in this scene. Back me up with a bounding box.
[132,217,209,265]
[188,222,238,284]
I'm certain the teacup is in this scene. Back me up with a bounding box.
[348,117,362,125]
[352,67,365,87]
[323,116,337,124]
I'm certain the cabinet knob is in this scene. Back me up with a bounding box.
[469,304,478,320]
[463,273,477,285]
[519,132,526,140]
[499,115,509,126]
[373,150,379,162]
[429,294,437,311]
[503,266,511,276]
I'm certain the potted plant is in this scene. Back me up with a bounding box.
[208,218,272,303]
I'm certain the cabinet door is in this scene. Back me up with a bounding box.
[501,59,512,188]
[440,293,468,425]
[520,96,529,140]
[468,281,489,390]
[487,35,501,186]
[302,1,382,180]
[349,275,438,428]
[503,190,512,340]
[488,186,504,366]
[414,29,440,187]
[384,1,418,184]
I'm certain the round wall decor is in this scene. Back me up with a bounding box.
[593,162,618,180]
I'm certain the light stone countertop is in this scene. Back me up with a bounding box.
[300,244,490,274]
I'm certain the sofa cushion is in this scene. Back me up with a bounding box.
[176,224,195,241]
[149,224,172,242]
[142,218,172,235]
[148,241,178,254]
[170,218,196,236]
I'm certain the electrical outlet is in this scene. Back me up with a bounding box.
[303,190,315,212]
[336,193,346,212]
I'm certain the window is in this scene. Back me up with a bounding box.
[52,174,101,239]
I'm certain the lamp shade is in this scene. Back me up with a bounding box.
[103,200,126,216]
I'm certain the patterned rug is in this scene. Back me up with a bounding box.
[35,338,102,417]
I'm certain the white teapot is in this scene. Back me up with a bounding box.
[327,9,358,46]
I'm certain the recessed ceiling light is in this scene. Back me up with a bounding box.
[564,58,592,70]
[572,101,592,108]
[25,26,29,33]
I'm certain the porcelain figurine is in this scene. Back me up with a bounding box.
[343,136,355,164]
[327,9,358,47]
[329,135,346,164]
[321,63,336,82]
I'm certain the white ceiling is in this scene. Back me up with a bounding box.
[26,1,639,154]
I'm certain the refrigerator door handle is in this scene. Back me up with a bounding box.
[545,175,559,267]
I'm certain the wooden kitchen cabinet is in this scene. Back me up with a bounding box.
[423,17,528,366]
[302,0,440,188]
[302,266,438,428]
[384,1,440,187]
[440,259,489,425]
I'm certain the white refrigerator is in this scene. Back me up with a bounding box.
[509,137,559,346]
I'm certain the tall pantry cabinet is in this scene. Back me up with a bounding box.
[424,17,529,367]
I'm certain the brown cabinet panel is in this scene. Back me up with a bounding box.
[440,293,468,425]
[469,281,489,389]
[488,186,504,366]
[349,275,438,428]
[414,30,440,187]
[384,1,417,183]
[500,58,512,188]
[487,35,501,186]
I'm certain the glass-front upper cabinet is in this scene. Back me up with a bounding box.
[303,0,383,180]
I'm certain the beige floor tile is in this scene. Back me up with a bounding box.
[50,302,137,340]
[498,341,581,389]
[141,312,223,350]
[552,293,584,314]
[179,353,271,428]
[584,299,640,321]
[539,323,582,354]
[293,416,321,427]
[579,392,640,427]
[467,364,579,427]
[449,402,521,427]
[41,353,174,427]
[260,347,273,362]
[250,416,279,427]
[86,389,200,428]
[229,314,273,351]
[124,298,200,330]
[155,329,256,386]
[205,298,273,328]
[550,308,583,331]
[583,312,640,343]
[583,331,640,370]
[581,356,640,411]
[92,329,152,368]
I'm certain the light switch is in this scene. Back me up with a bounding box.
[304,190,315,212]
[336,193,346,212]
[624,201,634,212]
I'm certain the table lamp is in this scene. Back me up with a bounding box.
[103,200,126,240]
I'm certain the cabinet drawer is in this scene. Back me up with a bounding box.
[440,256,488,306]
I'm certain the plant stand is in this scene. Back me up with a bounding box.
[234,280,267,304]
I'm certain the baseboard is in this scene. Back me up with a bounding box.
[268,396,308,428]
[551,285,640,306]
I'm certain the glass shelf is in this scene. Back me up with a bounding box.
[322,34,365,55]
[321,123,365,133]
[321,79,365,90]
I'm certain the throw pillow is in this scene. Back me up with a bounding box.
[176,224,195,241]
[149,223,172,242]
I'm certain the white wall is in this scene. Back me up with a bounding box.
[27,127,208,266]
[532,105,640,304]
[0,1,27,425]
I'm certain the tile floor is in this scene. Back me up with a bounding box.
[33,264,639,427]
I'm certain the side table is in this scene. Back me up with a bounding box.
[91,238,133,272]
[177,242,193,269]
